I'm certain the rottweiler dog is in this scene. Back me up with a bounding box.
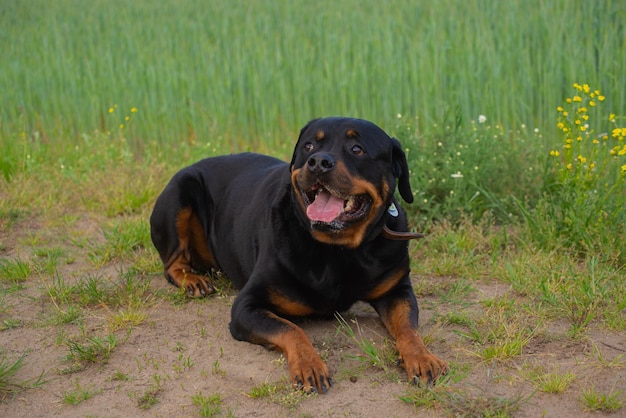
[150,117,447,393]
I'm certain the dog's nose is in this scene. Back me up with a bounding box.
[307,153,335,174]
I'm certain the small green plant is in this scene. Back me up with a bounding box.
[64,334,118,368]
[172,353,194,373]
[137,374,163,409]
[580,387,623,412]
[247,379,310,409]
[401,385,530,417]
[62,380,101,405]
[335,314,398,372]
[137,387,161,409]
[521,365,575,394]
[248,381,278,399]
[212,360,226,377]
[112,371,130,381]
[107,305,147,331]
[453,297,541,362]
[0,258,31,286]
[191,392,224,417]
[0,352,46,399]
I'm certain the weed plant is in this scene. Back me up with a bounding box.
[523,83,626,263]
[0,352,46,399]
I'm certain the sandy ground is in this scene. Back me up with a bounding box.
[1,216,625,417]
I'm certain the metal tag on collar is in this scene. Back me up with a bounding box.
[387,202,399,217]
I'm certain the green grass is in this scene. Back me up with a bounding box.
[335,314,399,374]
[64,334,118,367]
[62,380,101,405]
[1,0,624,155]
[580,387,624,412]
[191,392,224,417]
[0,352,46,399]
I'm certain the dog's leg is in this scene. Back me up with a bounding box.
[229,292,332,394]
[165,251,214,297]
[162,207,216,297]
[369,279,447,385]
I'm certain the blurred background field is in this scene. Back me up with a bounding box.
[2,0,624,146]
[1,0,625,261]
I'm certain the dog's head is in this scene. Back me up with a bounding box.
[290,117,413,248]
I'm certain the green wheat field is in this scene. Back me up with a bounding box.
[1,0,625,416]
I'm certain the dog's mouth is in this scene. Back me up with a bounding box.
[303,183,371,226]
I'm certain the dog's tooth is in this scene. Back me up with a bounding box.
[344,196,355,211]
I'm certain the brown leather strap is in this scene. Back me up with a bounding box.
[382,225,426,241]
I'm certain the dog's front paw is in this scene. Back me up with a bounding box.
[166,269,215,298]
[288,350,333,394]
[401,352,448,386]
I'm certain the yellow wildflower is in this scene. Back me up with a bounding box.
[119,124,125,129]
[577,155,587,163]
[622,164,626,173]
[573,96,583,102]
[579,125,587,131]
[583,84,590,93]
[567,163,573,170]
[550,150,560,157]
[598,95,605,101]
[589,100,596,107]
[108,107,115,113]
[609,113,616,122]
[557,106,564,112]
[573,83,582,90]
[131,107,138,113]
[566,98,572,103]
[562,111,569,117]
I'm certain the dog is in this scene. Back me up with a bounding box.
[150,117,447,393]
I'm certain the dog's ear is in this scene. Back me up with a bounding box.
[290,118,320,169]
[391,138,413,203]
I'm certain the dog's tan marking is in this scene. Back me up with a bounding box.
[253,312,331,393]
[268,290,316,317]
[364,268,407,301]
[380,299,448,384]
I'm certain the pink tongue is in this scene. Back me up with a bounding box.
[306,190,344,222]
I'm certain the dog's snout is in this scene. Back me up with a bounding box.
[307,153,335,174]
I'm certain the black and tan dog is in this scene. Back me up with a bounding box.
[150,117,447,393]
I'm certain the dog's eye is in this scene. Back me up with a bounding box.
[351,145,364,155]
[304,142,315,152]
